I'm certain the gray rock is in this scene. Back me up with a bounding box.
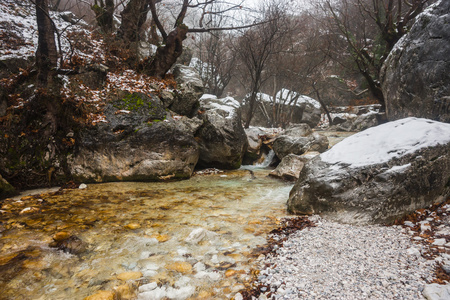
[243,127,283,165]
[171,64,204,117]
[269,154,304,181]
[288,118,450,224]
[330,112,384,132]
[273,124,328,159]
[423,283,450,300]
[381,0,450,123]
[284,123,312,137]
[245,127,266,157]
[300,103,321,128]
[68,92,200,182]
[195,95,248,169]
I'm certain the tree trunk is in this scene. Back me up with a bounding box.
[244,91,258,128]
[118,0,151,43]
[92,0,115,33]
[36,0,57,89]
[146,25,189,78]
[361,70,385,109]
[312,82,332,126]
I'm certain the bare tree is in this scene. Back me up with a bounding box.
[192,2,238,97]
[234,2,291,128]
[141,0,261,78]
[322,0,431,107]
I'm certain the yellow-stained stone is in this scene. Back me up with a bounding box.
[197,291,213,298]
[248,220,262,225]
[244,226,255,233]
[225,269,237,277]
[124,223,141,230]
[114,284,134,300]
[166,261,192,274]
[83,290,115,300]
[221,280,231,287]
[1,204,12,210]
[23,259,47,270]
[53,231,71,241]
[151,234,170,242]
[117,271,143,281]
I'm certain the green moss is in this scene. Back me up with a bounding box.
[115,93,150,111]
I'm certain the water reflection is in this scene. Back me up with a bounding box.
[0,169,292,299]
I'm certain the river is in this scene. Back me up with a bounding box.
[0,168,293,300]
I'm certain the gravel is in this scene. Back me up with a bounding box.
[251,216,436,300]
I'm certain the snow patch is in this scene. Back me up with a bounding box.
[320,118,450,168]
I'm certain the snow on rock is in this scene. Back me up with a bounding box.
[288,117,450,224]
[321,118,450,168]
[251,90,320,109]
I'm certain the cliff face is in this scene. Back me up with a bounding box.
[381,0,450,123]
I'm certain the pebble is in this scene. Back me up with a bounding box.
[255,217,435,299]
[165,261,192,274]
[83,290,114,300]
[124,223,141,230]
[117,271,142,281]
[432,238,446,246]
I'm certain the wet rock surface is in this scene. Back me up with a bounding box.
[243,127,282,165]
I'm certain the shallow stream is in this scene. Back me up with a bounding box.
[0,168,293,300]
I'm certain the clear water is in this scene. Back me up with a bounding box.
[0,169,293,299]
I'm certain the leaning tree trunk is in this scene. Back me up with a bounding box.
[36,0,57,89]
[118,0,151,43]
[146,25,189,78]
[36,0,63,137]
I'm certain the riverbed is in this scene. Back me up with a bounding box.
[0,168,293,300]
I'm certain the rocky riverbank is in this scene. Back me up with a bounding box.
[238,200,450,300]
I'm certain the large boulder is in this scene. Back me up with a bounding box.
[273,124,329,159]
[288,118,450,224]
[195,95,248,169]
[380,0,450,123]
[68,92,200,182]
[171,64,204,117]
